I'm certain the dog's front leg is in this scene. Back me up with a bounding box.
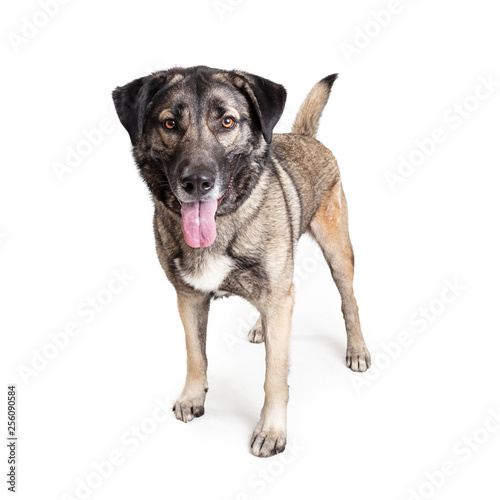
[173,291,210,423]
[251,290,294,457]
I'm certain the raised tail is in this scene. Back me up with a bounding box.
[291,74,338,138]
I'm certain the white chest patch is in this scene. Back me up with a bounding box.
[176,254,233,293]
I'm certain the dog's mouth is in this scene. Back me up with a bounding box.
[180,176,233,248]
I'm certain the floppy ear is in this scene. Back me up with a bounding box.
[234,71,287,144]
[112,73,169,146]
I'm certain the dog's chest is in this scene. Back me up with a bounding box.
[175,254,234,294]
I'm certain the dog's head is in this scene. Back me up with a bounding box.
[112,66,286,248]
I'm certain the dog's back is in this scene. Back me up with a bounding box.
[272,74,341,235]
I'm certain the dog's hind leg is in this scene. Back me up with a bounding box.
[308,180,371,372]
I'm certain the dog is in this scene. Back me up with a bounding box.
[112,66,371,457]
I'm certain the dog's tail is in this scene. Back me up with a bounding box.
[291,74,338,138]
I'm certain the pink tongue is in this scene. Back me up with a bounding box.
[181,200,218,248]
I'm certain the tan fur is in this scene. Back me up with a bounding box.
[309,181,371,372]
[173,292,210,422]
[251,290,294,457]
[292,76,336,138]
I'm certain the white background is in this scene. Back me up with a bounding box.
[2,0,500,499]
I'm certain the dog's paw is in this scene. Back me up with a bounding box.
[248,327,264,344]
[251,426,287,457]
[172,397,205,423]
[248,317,264,343]
[346,345,371,372]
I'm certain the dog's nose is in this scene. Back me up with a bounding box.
[181,171,215,196]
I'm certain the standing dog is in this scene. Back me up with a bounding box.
[112,66,370,457]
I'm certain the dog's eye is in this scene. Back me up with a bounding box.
[165,119,176,130]
[221,117,236,129]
